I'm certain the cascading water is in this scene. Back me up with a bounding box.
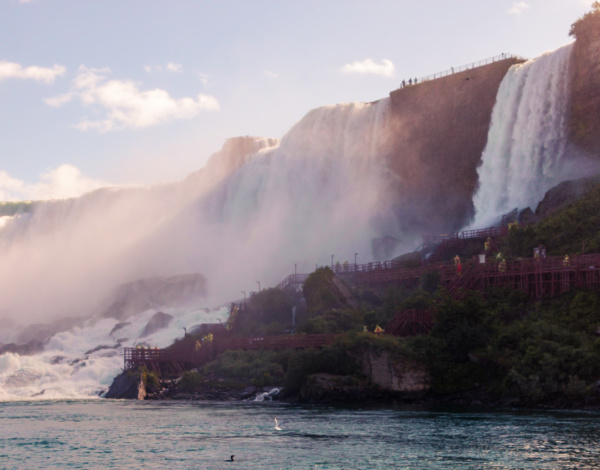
[0,98,403,399]
[472,43,592,227]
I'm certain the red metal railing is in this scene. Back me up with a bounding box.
[124,334,339,371]
[215,333,338,353]
[385,309,433,336]
[422,226,507,246]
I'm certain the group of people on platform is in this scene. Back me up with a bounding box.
[400,77,419,88]
[453,240,572,277]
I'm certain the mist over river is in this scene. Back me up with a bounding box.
[1,401,599,469]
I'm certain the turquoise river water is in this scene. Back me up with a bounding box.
[1,400,599,469]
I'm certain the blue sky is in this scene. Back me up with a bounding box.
[0,0,593,200]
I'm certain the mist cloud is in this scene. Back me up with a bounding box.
[0,61,66,84]
[0,165,112,201]
[45,66,220,132]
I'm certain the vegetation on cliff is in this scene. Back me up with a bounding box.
[503,179,600,257]
[570,1,600,38]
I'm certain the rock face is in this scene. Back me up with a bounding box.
[298,352,430,403]
[299,373,377,403]
[360,350,430,394]
[99,273,207,320]
[535,176,600,218]
[141,312,174,337]
[387,58,524,234]
[104,371,146,400]
[568,11,600,155]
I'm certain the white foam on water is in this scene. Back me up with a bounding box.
[0,305,228,401]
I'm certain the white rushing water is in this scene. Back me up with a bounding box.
[0,99,401,399]
[472,43,594,227]
[0,305,229,401]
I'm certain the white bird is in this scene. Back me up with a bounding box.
[274,418,282,430]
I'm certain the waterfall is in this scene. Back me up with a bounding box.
[0,99,404,399]
[472,43,582,227]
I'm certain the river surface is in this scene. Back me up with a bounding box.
[1,400,599,469]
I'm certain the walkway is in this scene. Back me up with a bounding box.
[396,53,525,89]
[124,333,338,374]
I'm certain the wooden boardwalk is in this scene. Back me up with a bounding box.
[124,333,338,374]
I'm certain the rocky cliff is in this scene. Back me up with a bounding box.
[386,58,523,234]
[568,11,600,155]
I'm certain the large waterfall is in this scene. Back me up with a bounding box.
[472,43,595,227]
[0,99,403,400]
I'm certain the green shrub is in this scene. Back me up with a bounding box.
[204,350,286,385]
[179,371,203,393]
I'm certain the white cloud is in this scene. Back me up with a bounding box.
[166,62,183,73]
[0,61,66,84]
[263,70,279,79]
[144,63,183,73]
[508,2,531,16]
[44,92,73,107]
[340,58,395,78]
[197,73,209,85]
[0,165,112,202]
[46,66,220,132]
[0,172,24,201]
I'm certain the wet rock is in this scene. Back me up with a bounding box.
[239,386,259,400]
[517,207,536,225]
[84,344,120,355]
[109,322,131,336]
[141,312,174,337]
[535,176,600,218]
[0,340,45,356]
[105,371,146,399]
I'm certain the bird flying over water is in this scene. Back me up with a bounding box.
[274,418,282,430]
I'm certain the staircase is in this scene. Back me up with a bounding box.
[446,263,478,297]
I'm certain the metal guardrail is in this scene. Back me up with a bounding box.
[396,53,527,89]
[422,226,508,245]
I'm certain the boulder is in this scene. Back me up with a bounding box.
[109,322,131,336]
[141,312,174,337]
[104,371,146,400]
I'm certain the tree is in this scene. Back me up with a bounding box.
[569,2,600,38]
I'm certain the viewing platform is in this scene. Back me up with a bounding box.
[124,333,338,374]
[393,53,526,90]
